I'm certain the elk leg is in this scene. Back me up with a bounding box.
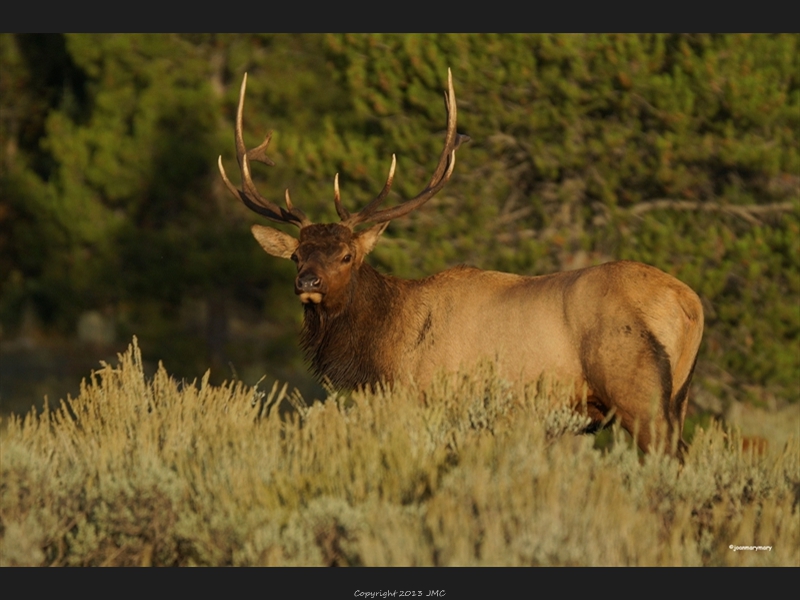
[608,376,685,458]
[586,327,684,458]
[577,395,614,434]
[666,354,698,461]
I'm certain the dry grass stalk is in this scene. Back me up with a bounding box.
[1,340,798,566]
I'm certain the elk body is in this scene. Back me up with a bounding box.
[219,71,704,458]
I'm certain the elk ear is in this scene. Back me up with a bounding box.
[356,222,390,257]
[251,224,299,260]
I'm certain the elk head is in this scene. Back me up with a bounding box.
[218,70,469,315]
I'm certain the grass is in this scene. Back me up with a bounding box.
[1,339,798,566]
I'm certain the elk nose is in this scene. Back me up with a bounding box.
[296,272,322,293]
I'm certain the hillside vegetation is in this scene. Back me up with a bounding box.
[1,34,797,568]
[2,341,798,566]
[1,34,797,409]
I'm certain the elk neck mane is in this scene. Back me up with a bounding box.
[300,261,409,389]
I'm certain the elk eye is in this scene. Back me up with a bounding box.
[290,254,299,264]
[342,254,352,264]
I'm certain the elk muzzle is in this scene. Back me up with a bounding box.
[296,271,324,304]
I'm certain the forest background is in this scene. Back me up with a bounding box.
[1,33,797,419]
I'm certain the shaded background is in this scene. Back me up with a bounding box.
[1,33,797,419]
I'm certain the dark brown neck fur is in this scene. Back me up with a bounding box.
[301,263,406,389]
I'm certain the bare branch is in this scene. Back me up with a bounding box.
[629,200,795,226]
[496,206,535,226]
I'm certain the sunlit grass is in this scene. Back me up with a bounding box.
[1,339,798,566]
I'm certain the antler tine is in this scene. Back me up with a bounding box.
[345,69,469,228]
[218,73,311,228]
[284,188,295,211]
[333,174,350,220]
[345,154,397,223]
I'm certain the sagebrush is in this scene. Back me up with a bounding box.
[1,340,798,566]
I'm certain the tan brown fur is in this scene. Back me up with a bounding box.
[219,71,704,460]
[262,226,704,458]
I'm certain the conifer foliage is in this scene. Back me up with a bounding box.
[1,34,797,404]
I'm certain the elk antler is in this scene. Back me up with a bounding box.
[343,68,470,228]
[218,73,311,228]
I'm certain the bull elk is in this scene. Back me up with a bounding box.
[218,70,704,459]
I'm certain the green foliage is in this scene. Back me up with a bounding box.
[1,34,797,404]
[319,34,799,404]
[1,341,798,566]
